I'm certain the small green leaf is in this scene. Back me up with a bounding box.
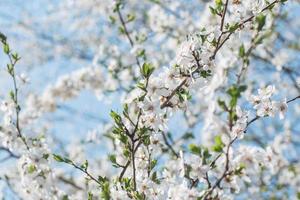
[182,132,194,140]
[212,135,224,152]
[189,144,201,155]
[43,154,49,160]
[123,148,131,158]
[110,110,122,126]
[108,154,117,167]
[214,0,223,12]
[150,159,157,171]
[3,43,9,54]
[127,14,135,22]
[0,32,6,42]
[218,99,227,110]
[9,90,14,101]
[81,160,89,171]
[118,26,125,34]
[202,147,211,165]
[88,192,93,200]
[100,180,110,200]
[209,6,217,15]
[200,70,212,78]
[53,154,64,162]
[141,62,155,78]
[239,44,245,58]
[12,52,20,61]
[228,23,239,33]
[27,164,36,174]
[62,195,69,200]
[256,14,266,31]
[109,16,116,24]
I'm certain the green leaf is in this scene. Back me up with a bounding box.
[81,160,89,171]
[118,26,125,34]
[98,176,107,183]
[215,135,223,146]
[189,144,201,155]
[123,103,128,114]
[123,148,131,158]
[27,164,36,174]
[9,90,15,101]
[228,23,239,33]
[0,32,6,42]
[214,0,223,13]
[150,159,157,171]
[212,135,224,152]
[217,99,227,110]
[177,88,192,102]
[230,110,238,122]
[127,14,135,22]
[7,64,13,75]
[209,6,217,15]
[108,154,117,167]
[256,14,266,31]
[109,16,116,24]
[200,70,212,78]
[88,192,93,200]
[239,44,245,58]
[151,171,160,183]
[53,154,72,164]
[229,96,238,108]
[182,132,194,140]
[62,195,69,200]
[113,2,122,12]
[226,85,247,109]
[239,85,247,92]
[12,52,20,61]
[3,43,9,54]
[110,110,122,126]
[202,147,211,165]
[141,62,155,78]
[53,154,64,162]
[100,180,110,200]
[43,154,49,160]
[234,163,246,175]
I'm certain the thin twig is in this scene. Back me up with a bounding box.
[160,78,188,109]
[161,132,179,158]
[116,7,142,69]
[210,0,279,60]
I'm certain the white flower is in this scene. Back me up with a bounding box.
[273,98,288,119]
[18,73,30,84]
[231,106,248,139]
[249,85,280,117]
[138,97,160,115]
[257,85,276,100]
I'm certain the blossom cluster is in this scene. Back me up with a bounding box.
[0,0,299,199]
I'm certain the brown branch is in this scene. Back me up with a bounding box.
[118,140,142,181]
[210,0,280,60]
[203,94,299,199]
[220,0,229,32]
[58,176,84,190]
[160,78,188,109]
[116,7,142,69]
[161,132,179,158]
[287,95,300,103]
[70,162,102,185]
